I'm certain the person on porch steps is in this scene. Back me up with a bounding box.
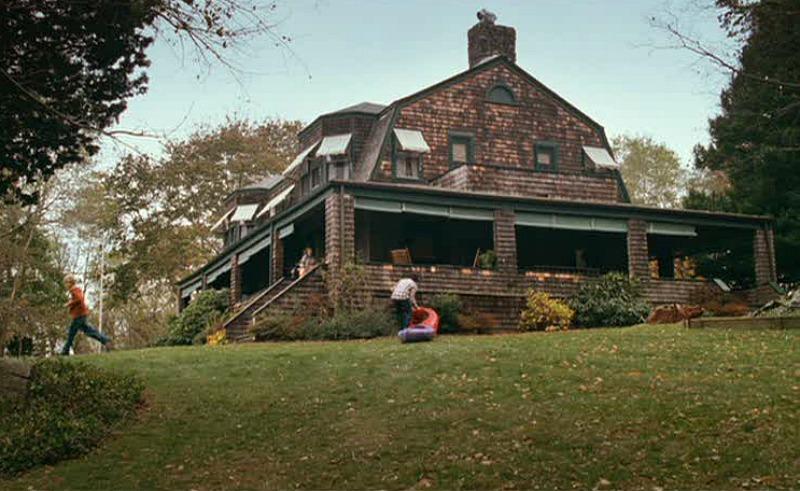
[391,273,419,331]
[61,275,112,355]
[292,247,317,279]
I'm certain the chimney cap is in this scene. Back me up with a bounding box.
[468,11,516,68]
[476,9,497,25]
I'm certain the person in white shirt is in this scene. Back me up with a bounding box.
[391,274,419,330]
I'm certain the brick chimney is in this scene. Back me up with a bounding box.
[468,9,516,68]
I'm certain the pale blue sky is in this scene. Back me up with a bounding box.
[106,0,730,167]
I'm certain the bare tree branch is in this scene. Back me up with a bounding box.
[649,11,800,89]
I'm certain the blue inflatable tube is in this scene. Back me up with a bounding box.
[398,326,436,343]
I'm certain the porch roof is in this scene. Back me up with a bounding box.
[177,179,772,289]
[341,180,772,228]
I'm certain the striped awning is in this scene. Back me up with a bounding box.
[583,146,618,169]
[283,142,320,176]
[256,184,295,219]
[230,204,260,223]
[316,134,352,157]
[393,129,431,153]
[210,207,234,232]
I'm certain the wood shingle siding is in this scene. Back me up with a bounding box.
[324,192,355,268]
[627,219,649,280]
[434,164,621,202]
[379,63,607,182]
[493,209,517,273]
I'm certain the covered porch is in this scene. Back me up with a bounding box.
[178,181,778,317]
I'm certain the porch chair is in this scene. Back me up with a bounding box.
[391,248,413,265]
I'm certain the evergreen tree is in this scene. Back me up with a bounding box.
[689,0,800,282]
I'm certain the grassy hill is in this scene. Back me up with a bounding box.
[3,324,798,490]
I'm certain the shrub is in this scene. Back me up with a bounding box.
[518,290,574,331]
[206,329,227,346]
[568,272,650,327]
[251,307,394,342]
[250,313,309,342]
[457,311,500,334]
[428,293,463,333]
[0,359,143,477]
[324,262,368,313]
[477,249,498,270]
[159,289,229,346]
[304,306,395,341]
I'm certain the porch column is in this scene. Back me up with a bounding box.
[627,219,650,280]
[324,191,355,268]
[271,233,284,283]
[753,225,778,303]
[230,255,242,305]
[493,208,517,273]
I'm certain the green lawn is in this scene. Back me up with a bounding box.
[4,324,799,490]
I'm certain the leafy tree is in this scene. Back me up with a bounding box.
[66,118,301,346]
[657,1,800,282]
[613,135,686,208]
[1,1,291,204]
[688,0,800,282]
[0,190,69,356]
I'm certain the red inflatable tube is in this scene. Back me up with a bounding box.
[410,307,440,333]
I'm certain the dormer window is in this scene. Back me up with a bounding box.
[487,84,516,105]
[393,129,430,180]
[534,142,559,171]
[449,133,474,168]
[329,160,351,180]
[311,166,322,189]
[396,154,421,179]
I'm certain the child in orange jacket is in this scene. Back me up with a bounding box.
[61,275,111,355]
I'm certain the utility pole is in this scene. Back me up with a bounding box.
[98,245,105,335]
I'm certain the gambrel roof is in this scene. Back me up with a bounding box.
[351,56,614,182]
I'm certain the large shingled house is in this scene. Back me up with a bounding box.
[177,13,779,338]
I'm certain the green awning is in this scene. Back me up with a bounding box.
[355,198,492,221]
[554,215,593,230]
[515,212,553,227]
[238,235,271,265]
[278,223,295,239]
[592,218,629,233]
[206,257,232,284]
[449,207,494,221]
[180,280,202,299]
[516,212,628,232]
[402,202,449,217]
[647,222,697,237]
[354,197,402,213]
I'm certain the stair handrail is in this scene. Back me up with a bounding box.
[222,276,286,329]
[251,263,324,318]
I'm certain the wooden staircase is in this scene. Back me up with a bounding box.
[223,264,326,341]
[223,278,289,341]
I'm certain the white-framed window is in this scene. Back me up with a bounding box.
[449,134,474,167]
[395,153,421,179]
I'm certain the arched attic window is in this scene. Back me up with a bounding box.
[486,84,516,105]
